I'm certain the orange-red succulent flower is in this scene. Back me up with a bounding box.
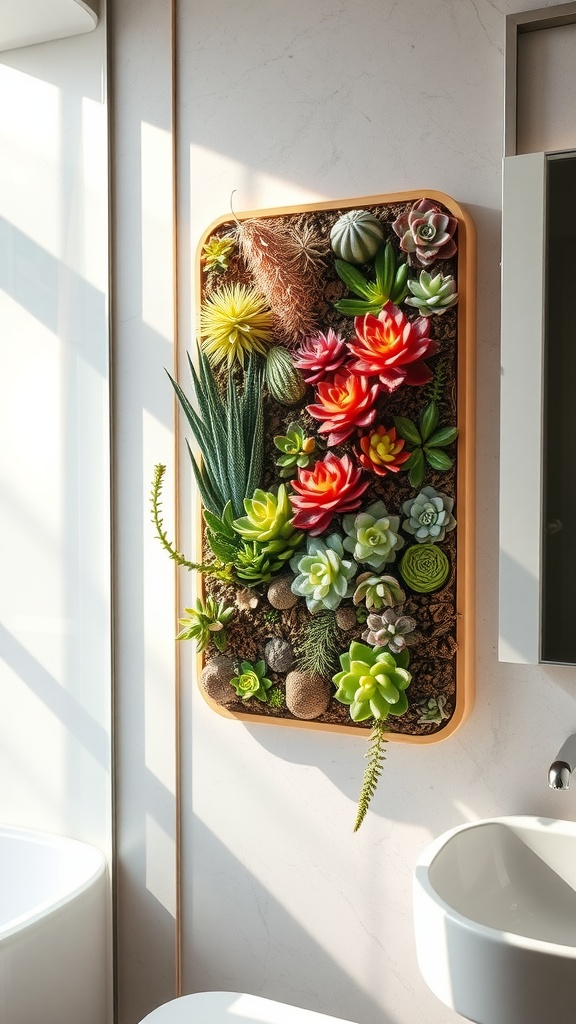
[290,453,370,535]
[358,425,411,477]
[306,368,380,446]
[348,301,438,392]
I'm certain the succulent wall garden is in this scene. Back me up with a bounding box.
[153,195,465,829]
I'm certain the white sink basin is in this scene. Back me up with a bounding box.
[413,816,576,1024]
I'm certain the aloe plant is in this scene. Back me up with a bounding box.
[167,347,264,517]
[333,242,409,316]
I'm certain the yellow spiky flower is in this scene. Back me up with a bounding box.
[200,283,274,369]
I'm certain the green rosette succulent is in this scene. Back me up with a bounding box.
[405,271,458,315]
[230,660,273,702]
[234,484,299,543]
[233,483,303,568]
[176,596,235,652]
[234,542,275,587]
[352,572,406,611]
[399,543,450,593]
[343,501,405,570]
[417,695,449,725]
[402,485,456,544]
[274,423,316,479]
[333,640,411,723]
[290,533,357,613]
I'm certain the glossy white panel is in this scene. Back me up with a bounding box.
[499,153,546,664]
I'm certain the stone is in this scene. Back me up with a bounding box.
[200,656,237,706]
[267,575,298,610]
[335,606,357,631]
[285,670,331,720]
[264,638,294,673]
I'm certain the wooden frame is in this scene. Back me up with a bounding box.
[191,189,476,744]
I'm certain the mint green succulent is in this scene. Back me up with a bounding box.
[230,660,273,702]
[417,694,449,725]
[402,486,456,544]
[405,270,458,314]
[343,501,405,570]
[234,484,300,544]
[333,640,411,723]
[274,423,316,479]
[176,596,235,652]
[290,533,357,613]
[353,572,406,611]
[234,542,276,588]
[233,484,303,569]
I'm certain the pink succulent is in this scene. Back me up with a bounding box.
[290,453,370,535]
[347,302,438,392]
[392,199,457,267]
[306,368,380,446]
[293,329,348,385]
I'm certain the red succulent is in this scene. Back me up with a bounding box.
[357,425,411,477]
[347,302,438,392]
[293,329,348,385]
[290,453,370,535]
[306,368,380,446]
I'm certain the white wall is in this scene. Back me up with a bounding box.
[0,24,111,856]
[176,2,576,1024]
[0,14,113,1020]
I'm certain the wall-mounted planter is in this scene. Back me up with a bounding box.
[177,191,475,745]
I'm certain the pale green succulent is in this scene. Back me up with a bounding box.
[405,270,458,314]
[176,596,235,652]
[333,640,411,723]
[233,542,276,588]
[273,423,316,479]
[234,484,296,542]
[233,483,303,564]
[417,695,449,725]
[352,572,406,611]
[290,533,357,613]
[230,660,272,702]
[343,501,405,570]
[402,486,456,543]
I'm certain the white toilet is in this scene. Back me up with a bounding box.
[139,990,358,1024]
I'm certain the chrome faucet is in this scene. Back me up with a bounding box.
[549,734,576,790]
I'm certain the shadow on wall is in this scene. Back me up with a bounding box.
[187,815,398,1024]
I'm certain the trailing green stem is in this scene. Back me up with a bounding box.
[150,464,232,580]
[354,719,389,832]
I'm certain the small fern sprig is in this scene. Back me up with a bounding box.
[425,356,448,406]
[151,464,232,580]
[354,719,389,832]
[294,610,342,678]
